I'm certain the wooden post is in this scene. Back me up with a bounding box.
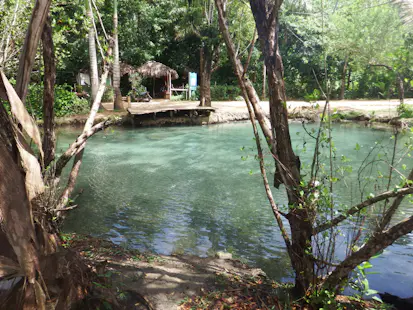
[169,72,172,98]
[165,72,171,100]
[152,77,155,98]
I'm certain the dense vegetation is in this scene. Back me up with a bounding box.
[2,0,413,114]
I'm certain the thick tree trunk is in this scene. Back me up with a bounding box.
[199,46,213,107]
[216,0,314,294]
[249,0,313,296]
[88,1,99,103]
[15,0,52,102]
[339,57,348,100]
[41,16,56,168]
[113,0,123,110]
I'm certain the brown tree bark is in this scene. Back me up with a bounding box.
[339,56,348,100]
[199,46,213,107]
[41,16,56,168]
[214,2,272,145]
[248,0,311,294]
[15,0,52,102]
[216,0,311,294]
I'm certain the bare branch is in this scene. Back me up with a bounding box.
[242,27,257,77]
[323,214,413,288]
[314,178,413,234]
[377,168,413,231]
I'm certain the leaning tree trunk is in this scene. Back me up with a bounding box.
[339,56,348,100]
[88,0,99,103]
[113,0,123,110]
[15,0,52,102]
[199,46,213,107]
[41,15,56,168]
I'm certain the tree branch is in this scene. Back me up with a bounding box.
[377,168,413,231]
[54,119,113,177]
[242,27,257,77]
[314,179,413,234]
[323,215,413,289]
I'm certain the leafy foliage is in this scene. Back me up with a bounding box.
[25,83,90,119]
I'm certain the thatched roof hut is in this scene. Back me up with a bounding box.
[136,61,179,80]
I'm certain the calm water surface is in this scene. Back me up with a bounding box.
[60,122,413,297]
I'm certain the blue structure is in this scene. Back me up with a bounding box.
[189,72,198,98]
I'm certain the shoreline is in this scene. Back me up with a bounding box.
[66,234,385,310]
[45,99,413,130]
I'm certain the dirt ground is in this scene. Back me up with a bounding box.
[103,98,413,115]
[69,236,268,309]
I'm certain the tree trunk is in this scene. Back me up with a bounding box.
[199,46,213,107]
[41,16,56,168]
[262,62,266,99]
[397,75,404,104]
[249,0,313,295]
[339,57,348,100]
[113,0,123,110]
[88,0,99,103]
[15,0,52,102]
[347,66,351,91]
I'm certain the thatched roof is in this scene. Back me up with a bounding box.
[136,61,179,80]
[119,62,137,76]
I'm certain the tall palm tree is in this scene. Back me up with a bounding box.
[113,0,122,110]
[87,0,99,102]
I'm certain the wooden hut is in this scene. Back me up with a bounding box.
[136,61,179,99]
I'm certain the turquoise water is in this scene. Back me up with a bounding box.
[60,122,413,297]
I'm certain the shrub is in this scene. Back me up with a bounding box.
[25,83,90,119]
[210,85,242,101]
[397,103,413,118]
[303,89,321,102]
[102,85,114,102]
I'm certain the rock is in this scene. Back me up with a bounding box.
[215,252,233,259]
[379,292,413,310]
[250,268,267,278]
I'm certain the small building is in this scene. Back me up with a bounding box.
[136,61,179,99]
